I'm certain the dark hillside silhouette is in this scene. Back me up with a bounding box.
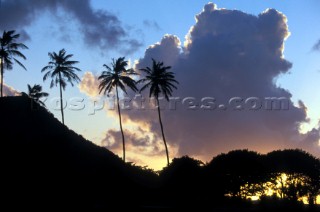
[1,96,319,211]
[1,96,156,210]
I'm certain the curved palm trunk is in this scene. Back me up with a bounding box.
[156,98,170,166]
[58,72,65,125]
[116,85,126,162]
[1,57,3,97]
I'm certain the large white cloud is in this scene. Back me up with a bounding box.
[113,3,320,161]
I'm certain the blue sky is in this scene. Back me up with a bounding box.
[1,0,320,169]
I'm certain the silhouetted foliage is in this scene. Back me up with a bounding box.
[206,150,267,198]
[159,156,204,207]
[21,84,49,107]
[266,149,320,204]
[139,59,178,166]
[98,57,138,162]
[0,30,28,97]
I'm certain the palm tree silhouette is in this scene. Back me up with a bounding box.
[26,84,49,107]
[41,49,81,125]
[138,59,178,166]
[0,30,28,97]
[98,57,138,162]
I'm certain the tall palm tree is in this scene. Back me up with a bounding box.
[98,57,138,162]
[138,59,178,166]
[41,49,81,125]
[26,84,49,107]
[0,30,28,97]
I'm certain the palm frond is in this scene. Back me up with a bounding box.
[9,50,26,59]
[98,57,139,96]
[60,79,67,90]
[120,76,138,92]
[0,30,28,74]
[13,58,27,70]
[42,49,81,90]
[4,58,13,70]
[50,79,55,88]
[125,68,138,75]
[117,81,127,94]
[139,81,151,92]
[138,59,178,101]
[139,67,152,75]
[27,84,32,94]
[103,64,113,72]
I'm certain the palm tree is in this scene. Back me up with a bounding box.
[0,30,28,97]
[98,57,138,162]
[41,49,81,125]
[138,59,178,166]
[26,84,49,107]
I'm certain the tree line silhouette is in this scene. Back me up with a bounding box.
[0,30,178,165]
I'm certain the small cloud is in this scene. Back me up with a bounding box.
[3,83,20,96]
[143,20,161,31]
[121,39,143,55]
[299,128,320,156]
[101,127,165,157]
[312,39,320,51]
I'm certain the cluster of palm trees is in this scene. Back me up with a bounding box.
[0,30,178,165]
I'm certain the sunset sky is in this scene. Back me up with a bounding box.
[1,0,320,170]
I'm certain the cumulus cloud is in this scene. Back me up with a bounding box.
[109,3,320,161]
[79,72,100,97]
[102,125,178,169]
[300,128,320,155]
[0,0,142,53]
[101,127,165,157]
[313,40,320,51]
[136,34,182,70]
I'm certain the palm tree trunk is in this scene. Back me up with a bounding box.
[116,85,126,162]
[58,72,65,125]
[156,98,170,166]
[1,57,3,97]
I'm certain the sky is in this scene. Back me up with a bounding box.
[1,0,320,170]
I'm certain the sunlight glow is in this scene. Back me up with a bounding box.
[250,196,259,201]
[102,112,179,170]
[238,173,320,205]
